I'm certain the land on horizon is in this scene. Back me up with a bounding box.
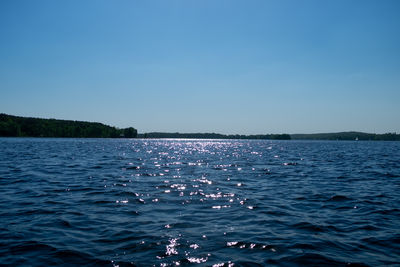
[1,113,399,141]
[0,113,137,138]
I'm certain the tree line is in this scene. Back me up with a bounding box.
[138,132,291,140]
[291,131,400,141]
[0,114,137,138]
[2,113,397,141]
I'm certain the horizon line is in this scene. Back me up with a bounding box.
[1,113,398,136]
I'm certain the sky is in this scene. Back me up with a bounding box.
[0,0,399,134]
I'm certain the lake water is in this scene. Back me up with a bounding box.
[0,138,399,266]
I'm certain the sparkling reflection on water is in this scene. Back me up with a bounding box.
[0,138,399,266]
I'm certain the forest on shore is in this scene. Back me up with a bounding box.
[138,132,399,141]
[137,132,291,140]
[291,131,400,141]
[0,114,137,138]
[1,113,399,140]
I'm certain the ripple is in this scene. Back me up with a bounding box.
[0,138,399,266]
[327,194,353,202]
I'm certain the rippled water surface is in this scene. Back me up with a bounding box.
[0,138,399,266]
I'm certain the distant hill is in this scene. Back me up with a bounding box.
[291,131,400,141]
[138,132,291,140]
[0,113,137,138]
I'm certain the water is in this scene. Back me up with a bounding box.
[0,138,399,266]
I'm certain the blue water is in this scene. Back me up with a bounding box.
[0,138,399,266]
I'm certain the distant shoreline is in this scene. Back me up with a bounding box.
[137,132,291,140]
[1,137,399,142]
[136,132,399,141]
[1,113,399,141]
[290,131,400,141]
[0,113,137,138]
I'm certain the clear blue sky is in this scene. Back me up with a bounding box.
[1,0,399,134]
